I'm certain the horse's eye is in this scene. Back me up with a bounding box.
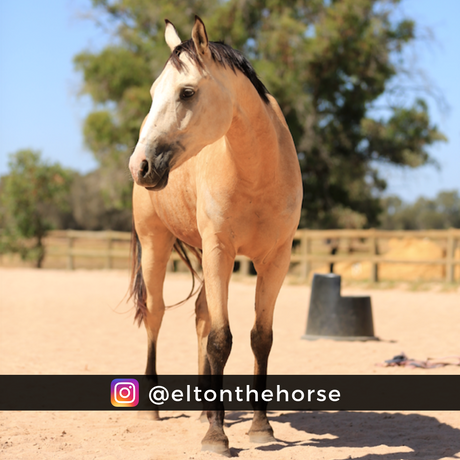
[180,88,195,100]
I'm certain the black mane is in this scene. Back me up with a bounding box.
[167,39,270,104]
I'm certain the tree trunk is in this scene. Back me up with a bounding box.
[36,235,45,269]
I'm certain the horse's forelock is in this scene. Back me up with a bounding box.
[167,39,204,71]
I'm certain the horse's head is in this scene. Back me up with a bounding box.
[129,16,235,190]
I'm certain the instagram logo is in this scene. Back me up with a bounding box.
[111,379,139,407]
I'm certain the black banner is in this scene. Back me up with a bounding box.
[1,375,459,411]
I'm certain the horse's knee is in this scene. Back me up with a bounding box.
[144,306,165,334]
[207,326,232,372]
[250,326,273,363]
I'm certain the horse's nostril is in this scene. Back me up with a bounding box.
[140,160,149,178]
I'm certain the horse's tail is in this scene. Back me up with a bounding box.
[129,224,203,327]
[129,223,147,327]
[172,239,203,305]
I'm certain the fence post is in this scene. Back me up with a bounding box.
[446,229,455,283]
[299,232,311,281]
[67,232,74,270]
[369,229,379,283]
[105,232,113,269]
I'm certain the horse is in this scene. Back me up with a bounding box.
[128,16,302,456]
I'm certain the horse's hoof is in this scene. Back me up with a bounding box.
[137,410,160,421]
[248,430,276,444]
[198,410,208,423]
[201,443,231,457]
[201,432,230,456]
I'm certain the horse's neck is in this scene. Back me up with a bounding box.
[224,82,280,185]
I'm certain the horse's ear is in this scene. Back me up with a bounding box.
[191,15,210,59]
[165,19,181,52]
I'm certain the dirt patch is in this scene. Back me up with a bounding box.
[1,268,460,459]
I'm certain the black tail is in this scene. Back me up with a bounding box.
[129,224,147,326]
[129,224,203,326]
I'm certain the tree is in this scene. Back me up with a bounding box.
[0,150,73,267]
[380,190,460,230]
[75,0,446,228]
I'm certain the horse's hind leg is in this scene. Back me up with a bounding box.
[249,243,293,443]
[195,282,211,422]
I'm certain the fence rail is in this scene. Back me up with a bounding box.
[4,228,459,283]
[292,228,460,283]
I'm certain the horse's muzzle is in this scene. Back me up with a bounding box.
[130,143,175,190]
[137,159,170,191]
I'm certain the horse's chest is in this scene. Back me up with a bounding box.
[153,186,201,247]
[153,174,298,252]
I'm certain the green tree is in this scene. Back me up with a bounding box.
[380,190,460,230]
[75,0,446,228]
[0,150,73,267]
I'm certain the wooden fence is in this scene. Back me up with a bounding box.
[291,228,460,283]
[3,228,460,283]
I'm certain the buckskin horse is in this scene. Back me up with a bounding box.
[129,16,302,455]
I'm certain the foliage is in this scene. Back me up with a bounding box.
[380,190,460,230]
[69,170,133,231]
[75,0,446,228]
[0,150,73,267]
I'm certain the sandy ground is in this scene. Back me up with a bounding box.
[1,268,460,460]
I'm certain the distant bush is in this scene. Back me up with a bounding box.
[0,150,74,267]
[380,190,460,230]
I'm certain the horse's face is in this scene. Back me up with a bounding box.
[129,18,234,190]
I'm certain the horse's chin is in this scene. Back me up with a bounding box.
[141,172,169,191]
[145,183,166,191]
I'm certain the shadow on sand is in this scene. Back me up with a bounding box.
[225,410,460,459]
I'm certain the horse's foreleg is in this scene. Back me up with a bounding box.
[137,227,175,420]
[249,243,292,443]
[199,238,234,456]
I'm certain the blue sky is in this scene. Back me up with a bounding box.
[0,0,458,203]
